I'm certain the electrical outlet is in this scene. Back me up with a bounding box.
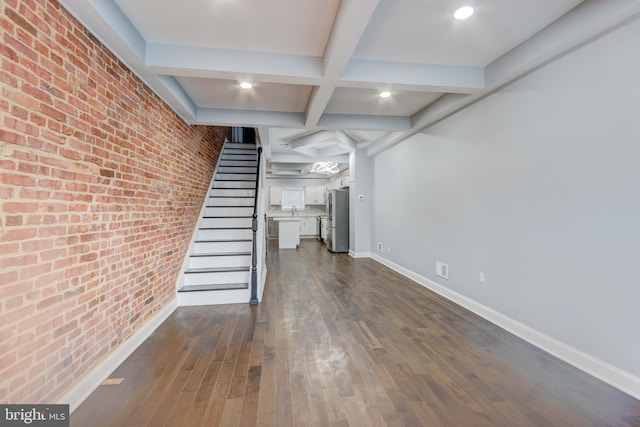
[479,272,485,284]
[387,247,391,253]
[436,261,448,279]
[377,242,383,251]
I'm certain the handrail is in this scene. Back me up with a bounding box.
[250,146,262,305]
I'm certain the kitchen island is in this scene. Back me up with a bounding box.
[274,217,301,249]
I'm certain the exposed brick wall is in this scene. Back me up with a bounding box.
[0,1,229,403]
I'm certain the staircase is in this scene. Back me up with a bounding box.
[177,141,259,305]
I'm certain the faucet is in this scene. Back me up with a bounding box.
[291,205,297,216]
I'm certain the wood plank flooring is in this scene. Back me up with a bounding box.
[72,239,640,426]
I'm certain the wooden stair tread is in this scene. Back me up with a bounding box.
[185,266,250,274]
[202,215,253,218]
[189,252,251,257]
[198,227,252,230]
[194,239,252,243]
[178,283,249,292]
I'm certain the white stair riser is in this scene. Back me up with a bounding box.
[184,271,250,286]
[224,148,257,155]
[221,156,257,162]
[210,188,255,197]
[207,197,254,207]
[189,255,252,269]
[205,207,253,216]
[212,181,255,189]
[198,228,252,240]
[216,173,257,181]
[219,160,257,167]
[201,217,252,228]
[225,143,256,149]
[194,241,252,253]
[218,167,257,174]
[178,289,251,306]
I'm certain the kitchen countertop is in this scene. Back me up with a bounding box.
[268,210,324,218]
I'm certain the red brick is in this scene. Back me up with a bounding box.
[0,0,229,406]
[1,172,37,187]
[2,227,38,241]
[18,189,50,200]
[21,238,53,252]
[0,187,15,198]
[5,7,37,36]
[0,271,19,285]
[39,104,66,122]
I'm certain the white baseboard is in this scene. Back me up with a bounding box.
[371,254,640,400]
[60,299,177,412]
[349,250,373,259]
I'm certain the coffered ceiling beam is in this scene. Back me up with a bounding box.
[317,114,409,131]
[342,60,485,93]
[146,44,323,85]
[195,109,303,128]
[304,0,381,127]
[271,153,350,163]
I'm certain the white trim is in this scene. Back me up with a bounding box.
[61,299,177,412]
[177,289,251,306]
[349,250,373,259]
[370,254,640,400]
[259,267,268,302]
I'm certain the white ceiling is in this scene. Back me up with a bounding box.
[58,0,640,176]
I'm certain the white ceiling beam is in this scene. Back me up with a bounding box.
[317,114,409,131]
[342,60,485,93]
[270,153,350,163]
[289,130,354,149]
[322,0,381,79]
[365,132,406,157]
[485,0,640,89]
[304,86,336,128]
[146,44,323,85]
[59,0,146,60]
[195,109,304,128]
[304,0,381,127]
[153,75,197,121]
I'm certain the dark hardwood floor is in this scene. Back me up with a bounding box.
[72,239,640,426]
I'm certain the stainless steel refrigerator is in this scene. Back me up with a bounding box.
[326,189,349,253]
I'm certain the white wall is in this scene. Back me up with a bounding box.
[349,150,372,256]
[372,17,640,381]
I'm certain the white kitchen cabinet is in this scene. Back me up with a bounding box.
[304,186,325,205]
[269,186,282,205]
[301,218,318,236]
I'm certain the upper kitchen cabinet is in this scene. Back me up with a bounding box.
[304,186,325,206]
[269,186,282,205]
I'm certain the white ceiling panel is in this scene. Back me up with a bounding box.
[176,77,312,112]
[325,88,443,116]
[352,0,584,66]
[114,0,340,56]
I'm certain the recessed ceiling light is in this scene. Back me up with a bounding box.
[379,91,391,98]
[240,82,252,89]
[454,6,474,20]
